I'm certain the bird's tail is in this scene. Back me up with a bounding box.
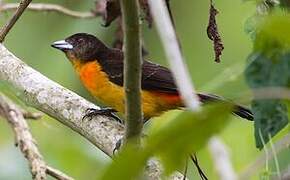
[197,93,253,121]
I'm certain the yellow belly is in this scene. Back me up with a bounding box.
[74,61,181,119]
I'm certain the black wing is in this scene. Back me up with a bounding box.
[99,49,178,93]
[140,60,178,93]
[99,49,254,121]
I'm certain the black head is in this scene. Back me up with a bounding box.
[51,33,108,62]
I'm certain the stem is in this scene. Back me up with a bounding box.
[0,0,32,42]
[0,93,74,180]
[120,0,143,144]
[148,0,200,110]
[0,3,96,19]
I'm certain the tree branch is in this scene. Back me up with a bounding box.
[0,0,32,42]
[0,3,97,19]
[120,0,143,143]
[0,93,73,180]
[0,44,124,156]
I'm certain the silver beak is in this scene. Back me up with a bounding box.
[51,40,73,50]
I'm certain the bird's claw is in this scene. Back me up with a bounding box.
[82,107,123,124]
[113,138,122,155]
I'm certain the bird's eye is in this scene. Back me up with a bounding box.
[78,38,85,43]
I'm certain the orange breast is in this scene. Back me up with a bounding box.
[72,60,183,119]
[74,61,126,113]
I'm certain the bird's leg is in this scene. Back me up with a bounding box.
[143,117,151,124]
[183,158,189,180]
[112,118,150,154]
[190,154,208,180]
[83,107,124,124]
[113,138,123,155]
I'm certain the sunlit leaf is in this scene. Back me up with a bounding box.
[146,103,232,174]
[98,143,149,180]
[99,103,232,179]
[254,13,290,54]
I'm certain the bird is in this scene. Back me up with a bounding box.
[51,33,253,122]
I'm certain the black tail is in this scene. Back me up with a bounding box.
[197,93,254,121]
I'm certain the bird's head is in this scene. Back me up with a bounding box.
[51,33,108,63]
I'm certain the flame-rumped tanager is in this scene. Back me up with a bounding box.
[51,33,253,122]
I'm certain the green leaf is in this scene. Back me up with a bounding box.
[245,14,290,149]
[252,100,288,149]
[245,52,290,149]
[254,13,290,55]
[98,143,149,180]
[99,103,232,179]
[146,103,232,175]
[246,53,290,88]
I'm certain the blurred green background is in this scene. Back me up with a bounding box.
[0,0,289,179]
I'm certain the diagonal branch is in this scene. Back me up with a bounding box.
[208,137,237,180]
[0,0,32,42]
[148,0,200,111]
[0,44,124,156]
[0,3,97,19]
[46,166,73,180]
[0,93,73,180]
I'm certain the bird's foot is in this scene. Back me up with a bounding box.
[113,138,123,155]
[83,107,123,124]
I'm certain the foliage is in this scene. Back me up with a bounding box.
[99,103,231,179]
[245,13,290,149]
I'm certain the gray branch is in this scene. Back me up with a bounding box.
[0,44,124,156]
[0,3,97,19]
[0,93,46,179]
[0,93,73,180]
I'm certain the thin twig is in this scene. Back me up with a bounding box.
[120,0,143,144]
[148,1,236,179]
[190,154,208,180]
[22,110,43,120]
[252,87,290,100]
[0,3,97,19]
[182,158,188,180]
[208,137,237,180]
[148,0,200,110]
[0,93,73,180]
[0,0,32,42]
[239,133,290,179]
[46,166,73,180]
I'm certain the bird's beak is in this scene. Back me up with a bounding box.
[51,40,73,51]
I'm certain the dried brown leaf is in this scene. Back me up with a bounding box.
[207,1,224,63]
